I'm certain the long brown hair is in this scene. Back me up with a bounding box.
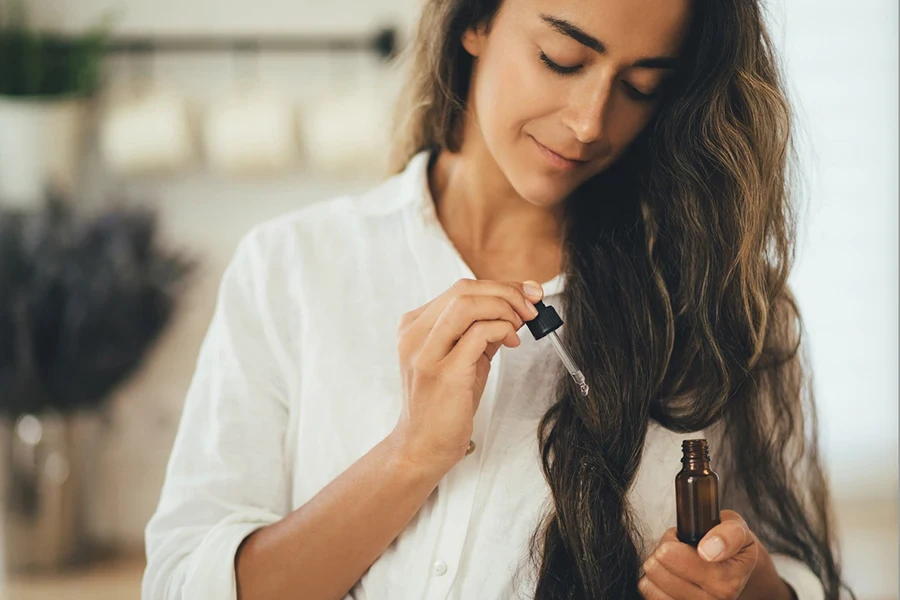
[389,1,852,598]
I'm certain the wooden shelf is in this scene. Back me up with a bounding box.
[2,555,145,600]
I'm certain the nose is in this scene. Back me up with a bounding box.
[563,83,610,145]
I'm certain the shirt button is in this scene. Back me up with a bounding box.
[466,440,476,456]
[433,560,448,576]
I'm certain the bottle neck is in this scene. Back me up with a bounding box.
[682,458,712,471]
[681,439,712,471]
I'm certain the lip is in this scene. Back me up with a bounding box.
[530,136,588,171]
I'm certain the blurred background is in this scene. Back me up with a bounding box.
[0,0,895,599]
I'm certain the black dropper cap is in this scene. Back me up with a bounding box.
[526,300,564,341]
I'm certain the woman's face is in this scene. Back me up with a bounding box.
[462,0,691,206]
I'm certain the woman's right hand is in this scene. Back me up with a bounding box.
[392,278,544,471]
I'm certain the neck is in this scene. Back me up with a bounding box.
[427,119,566,283]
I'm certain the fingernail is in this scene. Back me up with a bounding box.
[643,556,657,573]
[523,281,543,300]
[638,577,649,591]
[699,536,724,561]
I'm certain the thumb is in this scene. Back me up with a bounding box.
[522,280,544,302]
[698,510,754,563]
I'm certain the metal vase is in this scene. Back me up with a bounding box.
[0,411,98,572]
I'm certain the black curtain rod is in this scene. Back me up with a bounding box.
[104,26,398,60]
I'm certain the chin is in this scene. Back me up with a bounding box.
[508,169,576,208]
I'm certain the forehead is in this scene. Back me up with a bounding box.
[516,0,692,59]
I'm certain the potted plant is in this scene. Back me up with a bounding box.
[0,1,110,207]
[0,195,193,570]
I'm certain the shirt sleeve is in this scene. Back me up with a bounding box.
[770,553,825,600]
[142,225,296,600]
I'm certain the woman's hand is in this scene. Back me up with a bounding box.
[392,278,543,471]
[640,510,797,600]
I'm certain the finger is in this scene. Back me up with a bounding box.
[441,320,518,369]
[638,577,677,600]
[658,527,679,544]
[401,302,431,327]
[698,510,753,563]
[419,295,525,363]
[642,554,707,600]
[653,540,708,586]
[484,340,503,361]
[414,279,541,335]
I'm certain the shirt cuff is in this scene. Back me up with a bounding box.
[182,510,282,600]
[770,553,825,600]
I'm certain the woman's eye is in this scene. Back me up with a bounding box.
[624,82,660,101]
[539,51,582,75]
[538,50,661,101]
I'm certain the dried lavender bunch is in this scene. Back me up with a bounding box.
[0,195,194,417]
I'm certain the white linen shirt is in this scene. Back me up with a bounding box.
[143,150,825,600]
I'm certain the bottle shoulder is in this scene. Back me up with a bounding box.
[676,467,719,480]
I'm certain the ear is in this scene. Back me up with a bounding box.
[461,24,488,57]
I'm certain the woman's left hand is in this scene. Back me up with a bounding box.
[639,510,796,600]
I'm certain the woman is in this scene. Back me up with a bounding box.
[143,0,852,598]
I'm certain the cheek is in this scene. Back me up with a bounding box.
[472,51,572,198]
[614,95,661,142]
[473,45,554,148]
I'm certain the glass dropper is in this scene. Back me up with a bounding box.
[525,300,590,396]
[546,330,590,396]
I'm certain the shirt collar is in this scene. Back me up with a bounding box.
[401,149,566,297]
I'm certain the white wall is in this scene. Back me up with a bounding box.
[770,2,899,595]
[776,0,899,489]
[20,0,899,597]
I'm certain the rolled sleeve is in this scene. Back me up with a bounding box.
[143,225,296,600]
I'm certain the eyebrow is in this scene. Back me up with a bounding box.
[540,14,681,70]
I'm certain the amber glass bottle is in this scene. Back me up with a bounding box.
[675,439,721,546]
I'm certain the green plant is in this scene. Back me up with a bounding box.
[0,1,111,98]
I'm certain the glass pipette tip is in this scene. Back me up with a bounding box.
[547,331,589,396]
